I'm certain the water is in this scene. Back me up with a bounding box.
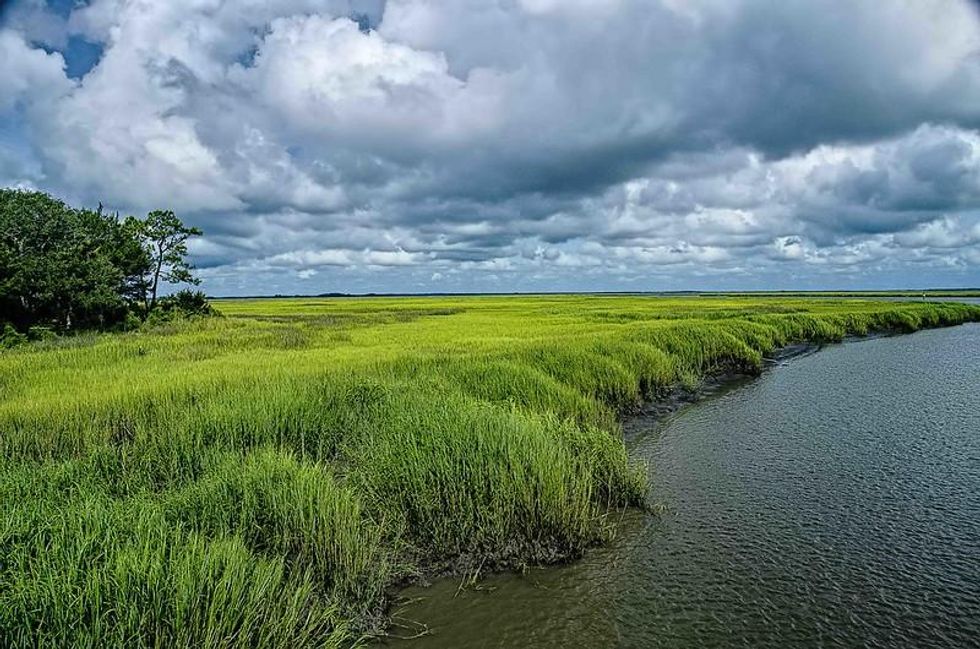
[387,324,980,648]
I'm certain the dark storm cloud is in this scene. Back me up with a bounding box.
[685,2,980,156]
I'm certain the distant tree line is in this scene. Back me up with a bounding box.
[0,189,213,344]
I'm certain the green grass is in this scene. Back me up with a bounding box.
[2,295,979,647]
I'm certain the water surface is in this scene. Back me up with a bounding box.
[389,324,980,648]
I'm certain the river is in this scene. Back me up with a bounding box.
[387,322,980,648]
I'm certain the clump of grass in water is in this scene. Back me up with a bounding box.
[1,296,978,646]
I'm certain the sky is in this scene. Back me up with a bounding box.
[2,0,980,295]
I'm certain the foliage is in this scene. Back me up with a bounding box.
[135,210,203,313]
[0,324,27,349]
[1,295,978,646]
[0,189,148,332]
[145,290,218,325]
[0,189,208,336]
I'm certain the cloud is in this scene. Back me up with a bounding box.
[1,0,979,293]
[0,28,72,112]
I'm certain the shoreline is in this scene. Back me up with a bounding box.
[626,326,934,429]
[624,342,818,427]
[381,320,980,648]
[378,322,979,642]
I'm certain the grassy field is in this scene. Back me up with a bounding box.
[2,295,979,647]
[700,289,980,298]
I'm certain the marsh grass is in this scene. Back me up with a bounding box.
[2,295,978,646]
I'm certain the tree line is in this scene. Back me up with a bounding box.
[0,189,212,342]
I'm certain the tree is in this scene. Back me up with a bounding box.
[0,190,209,338]
[0,189,146,332]
[136,210,203,315]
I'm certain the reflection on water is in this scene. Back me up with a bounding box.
[387,324,980,648]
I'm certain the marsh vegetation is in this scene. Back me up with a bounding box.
[1,295,978,647]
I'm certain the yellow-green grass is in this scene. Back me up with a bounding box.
[2,295,979,647]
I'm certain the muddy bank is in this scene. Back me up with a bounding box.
[624,341,820,426]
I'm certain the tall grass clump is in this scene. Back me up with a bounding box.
[343,387,644,565]
[2,295,979,646]
[0,496,350,648]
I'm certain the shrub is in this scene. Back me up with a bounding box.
[146,290,218,324]
[0,323,27,349]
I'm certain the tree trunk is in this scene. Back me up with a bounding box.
[147,242,164,316]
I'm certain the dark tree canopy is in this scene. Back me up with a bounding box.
[0,189,207,336]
